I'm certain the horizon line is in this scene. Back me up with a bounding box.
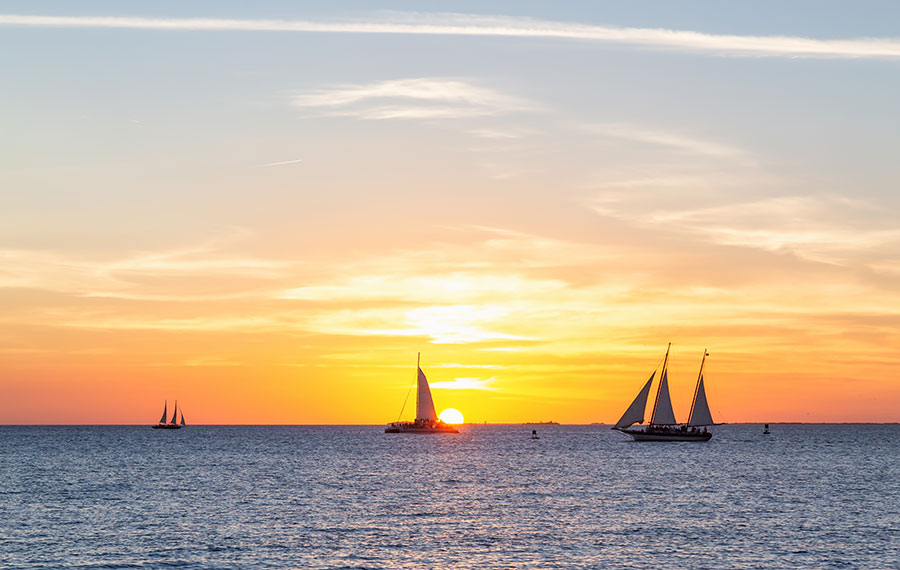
[2,422,898,426]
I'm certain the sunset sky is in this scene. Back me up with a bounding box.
[2,1,899,424]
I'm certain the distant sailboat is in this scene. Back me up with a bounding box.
[152,400,186,430]
[612,345,714,442]
[385,354,459,434]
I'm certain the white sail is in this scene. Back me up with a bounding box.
[415,367,438,421]
[159,402,167,424]
[614,372,655,428]
[170,401,178,425]
[687,375,714,426]
[651,369,678,425]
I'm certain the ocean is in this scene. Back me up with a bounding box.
[1,424,898,569]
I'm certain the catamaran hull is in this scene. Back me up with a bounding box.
[384,426,459,434]
[616,428,711,442]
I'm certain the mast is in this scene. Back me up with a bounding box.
[649,343,671,426]
[687,349,709,424]
[394,353,419,422]
[414,351,421,415]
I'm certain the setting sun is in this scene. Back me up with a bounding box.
[439,408,464,424]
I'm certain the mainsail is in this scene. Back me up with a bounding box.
[650,369,678,425]
[416,367,438,421]
[614,372,655,429]
[170,401,178,425]
[688,375,714,426]
[159,402,167,424]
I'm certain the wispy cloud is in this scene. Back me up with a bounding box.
[294,78,533,121]
[429,377,497,390]
[305,305,534,345]
[3,12,900,59]
[585,123,748,159]
[279,272,566,304]
[467,128,532,140]
[435,363,509,370]
[591,192,900,265]
[0,230,293,299]
[257,158,303,168]
[650,196,900,259]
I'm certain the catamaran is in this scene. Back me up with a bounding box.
[385,354,459,434]
[612,344,714,441]
[152,400,186,430]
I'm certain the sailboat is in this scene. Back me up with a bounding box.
[385,354,459,434]
[152,400,186,430]
[612,344,714,442]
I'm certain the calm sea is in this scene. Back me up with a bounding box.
[1,425,898,569]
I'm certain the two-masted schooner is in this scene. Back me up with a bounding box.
[385,354,459,434]
[612,344,715,441]
[152,400,186,430]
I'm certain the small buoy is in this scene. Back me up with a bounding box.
[763,423,770,435]
[531,429,539,440]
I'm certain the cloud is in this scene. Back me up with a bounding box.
[3,223,898,376]
[585,123,748,159]
[305,304,534,345]
[0,230,293,299]
[653,196,900,260]
[591,192,900,265]
[278,272,566,304]
[3,12,900,59]
[429,377,497,390]
[54,315,289,333]
[257,158,302,168]
[467,128,532,140]
[293,78,533,121]
[435,363,509,369]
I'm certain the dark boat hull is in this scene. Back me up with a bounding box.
[384,422,459,434]
[152,424,182,430]
[615,427,711,442]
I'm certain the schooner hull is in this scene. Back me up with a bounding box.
[616,428,711,442]
[151,424,182,430]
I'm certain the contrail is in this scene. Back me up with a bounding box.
[259,158,303,168]
[2,13,900,59]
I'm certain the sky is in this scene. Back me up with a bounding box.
[2,1,899,424]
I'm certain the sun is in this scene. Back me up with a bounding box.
[438,408,464,424]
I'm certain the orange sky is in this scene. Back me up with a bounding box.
[2,224,898,424]
[2,7,900,424]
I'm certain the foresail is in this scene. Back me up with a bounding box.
[688,375,714,426]
[180,412,186,426]
[415,367,438,421]
[651,369,678,425]
[159,402,167,424]
[614,372,654,428]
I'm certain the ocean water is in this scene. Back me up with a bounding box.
[1,425,898,569]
